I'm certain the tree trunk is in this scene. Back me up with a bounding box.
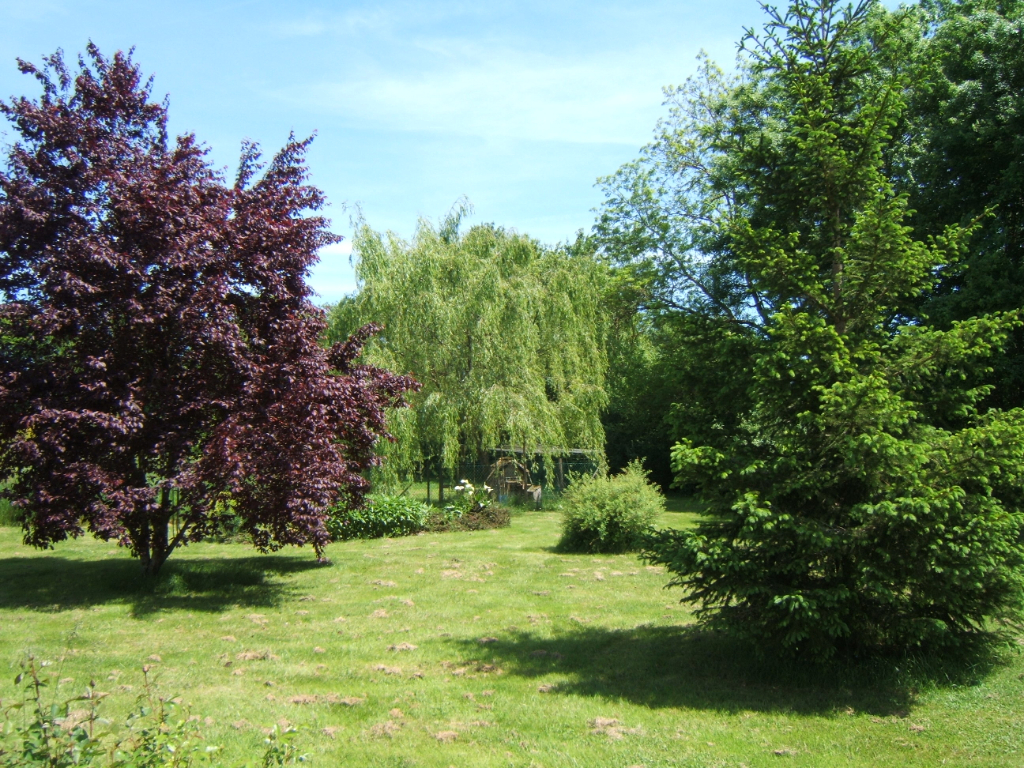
[143,547,170,576]
[135,488,178,577]
[134,519,153,573]
[145,517,171,577]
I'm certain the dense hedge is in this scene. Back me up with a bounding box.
[327,494,429,540]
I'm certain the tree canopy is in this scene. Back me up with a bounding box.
[329,205,607,488]
[0,46,417,575]
[3,1,1024,659]
[906,0,1024,409]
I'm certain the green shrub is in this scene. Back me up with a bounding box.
[0,499,18,528]
[557,461,664,553]
[327,494,428,541]
[442,480,493,517]
[421,480,510,532]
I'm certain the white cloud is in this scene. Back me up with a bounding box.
[319,240,354,258]
[280,44,681,146]
[258,2,743,148]
[269,6,401,39]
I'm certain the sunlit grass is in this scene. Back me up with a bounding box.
[0,512,1020,767]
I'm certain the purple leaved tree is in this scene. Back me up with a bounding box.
[0,46,417,575]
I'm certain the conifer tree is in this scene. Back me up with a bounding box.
[629,0,1024,655]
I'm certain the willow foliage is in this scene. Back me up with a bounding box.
[329,206,608,484]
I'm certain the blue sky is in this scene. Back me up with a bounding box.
[1,0,767,304]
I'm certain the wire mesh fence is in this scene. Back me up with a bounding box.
[392,453,601,506]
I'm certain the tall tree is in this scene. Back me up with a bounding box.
[595,53,768,472]
[907,0,1024,408]
[329,206,607,489]
[0,46,416,575]
[610,0,1024,655]
[599,268,755,489]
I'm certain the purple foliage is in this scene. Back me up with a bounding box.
[0,46,417,574]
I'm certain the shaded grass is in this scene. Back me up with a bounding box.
[456,625,1009,717]
[662,493,707,516]
[0,515,1021,767]
[0,552,321,617]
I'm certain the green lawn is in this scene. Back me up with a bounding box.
[0,511,1021,767]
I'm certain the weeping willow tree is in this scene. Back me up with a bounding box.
[329,205,608,493]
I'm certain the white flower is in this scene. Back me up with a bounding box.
[453,485,465,492]
[483,484,493,492]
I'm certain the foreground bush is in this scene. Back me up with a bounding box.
[327,495,428,541]
[557,462,664,553]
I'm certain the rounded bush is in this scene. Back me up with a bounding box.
[557,461,664,553]
[327,494,428,540]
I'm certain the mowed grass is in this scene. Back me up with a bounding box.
[0,509,1021,767]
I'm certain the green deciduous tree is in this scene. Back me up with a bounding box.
[907,0,1024,409]
[595,49,770,479]
[610,0,1024,656]
[328,204,608,492]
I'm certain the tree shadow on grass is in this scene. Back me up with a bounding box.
[450,624,1005,717]
[0,552,322,618]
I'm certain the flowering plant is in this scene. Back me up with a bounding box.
[444,480,494,518]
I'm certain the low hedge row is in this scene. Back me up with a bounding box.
[327,493,510,541]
